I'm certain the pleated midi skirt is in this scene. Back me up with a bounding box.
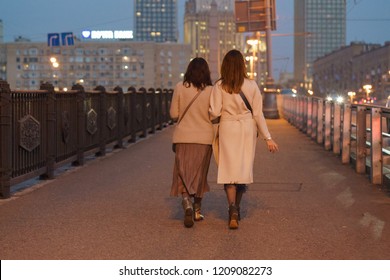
[170,143,212,198]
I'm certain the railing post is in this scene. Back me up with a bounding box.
[371,108,382,184]
[356,106,366,174]
[114,86,124,149]
[168,89,174,124]
[128,87,137,143]
[342,104,351,164]
[333,102,341,155]
[298,96,303,130]
[0,80,12,198]
[73,84,86,166]
[311,99,318,140]
[40,82,56,179]
[95,86,106,156]
[307,97,312,137]
[148,88,156,134]
[155,88,163,130]
[324,101,331,150]
[317,99,324,144]
[139,87,148,138]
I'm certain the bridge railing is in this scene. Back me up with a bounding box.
[282,94,390,189]
[0,80,173,198]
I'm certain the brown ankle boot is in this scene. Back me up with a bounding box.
[193,202,204,221]
[182,197,194,228]
[228,204,239,229]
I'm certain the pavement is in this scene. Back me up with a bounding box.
[0,118,390,260]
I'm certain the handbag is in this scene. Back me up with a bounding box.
[172,89,202,153]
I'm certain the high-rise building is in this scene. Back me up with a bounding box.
[184,0,243,82]
[134,0,178,42]
[0,19,3,43]
[294,0,346,91]
[0,19,5,80]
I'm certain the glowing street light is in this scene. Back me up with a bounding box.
[246,39,259,80]
[363,84,372,98]
[347,91,356,103]
[50,57,59,68]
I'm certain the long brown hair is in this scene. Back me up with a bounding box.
[220,49,249,94]
[183,57,212,91]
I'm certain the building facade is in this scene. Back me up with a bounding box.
[313,42,390,102]
[184,0,243,82]
[294,0,346,91]
[2,40,190,90]
[134,0,178,42]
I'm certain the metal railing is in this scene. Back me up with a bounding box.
[282,95,390,189]
[0,80,173,198]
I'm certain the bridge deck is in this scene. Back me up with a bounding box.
[0,118,389,259]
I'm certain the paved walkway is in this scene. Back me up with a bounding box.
[0,118,389,259]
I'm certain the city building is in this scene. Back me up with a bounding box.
[184,0,243,82]
[312,42,390,102]
[0,19,3,43]
[2,40,190,90]
[134,0,178,42]
[294,0,346,92]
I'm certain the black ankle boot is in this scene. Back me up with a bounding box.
[228,204,239,229]
[182,197,194,228]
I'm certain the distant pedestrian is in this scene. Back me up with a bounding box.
[170,57,214,228]
[209,49,279,229]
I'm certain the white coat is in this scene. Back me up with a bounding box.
[209,79,271,184]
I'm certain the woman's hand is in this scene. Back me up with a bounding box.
[266,139,279,153]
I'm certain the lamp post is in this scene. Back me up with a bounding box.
[262,0,279,119]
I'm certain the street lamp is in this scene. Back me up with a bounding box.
[363,84,372,99]
[347,91,356,103]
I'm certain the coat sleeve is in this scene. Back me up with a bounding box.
[252,84,271,140]
[209,84,222,122]
[169,83,180,121]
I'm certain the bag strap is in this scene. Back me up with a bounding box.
[177,89,202,124]
[239,91,253,115]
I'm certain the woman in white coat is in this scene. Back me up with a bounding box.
[209,50,279,229]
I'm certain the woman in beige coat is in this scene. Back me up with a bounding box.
[209,50,279,229]
[170,57,214,228]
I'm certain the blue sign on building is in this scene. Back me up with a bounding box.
[61,32,74,46]
[48,32,74,46]
[47,33,60,46]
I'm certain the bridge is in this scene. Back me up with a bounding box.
[0,98,389,259]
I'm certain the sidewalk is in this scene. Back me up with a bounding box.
[0,118,389,259]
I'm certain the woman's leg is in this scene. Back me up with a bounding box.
[235,184,247,220]
[224,184,237,205]
[224,184,239,229]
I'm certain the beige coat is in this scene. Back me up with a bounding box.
[209,79,271,184]
[170,82,214,145]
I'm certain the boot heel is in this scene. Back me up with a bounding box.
[228,204,239,229]
[182,198,194,228]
